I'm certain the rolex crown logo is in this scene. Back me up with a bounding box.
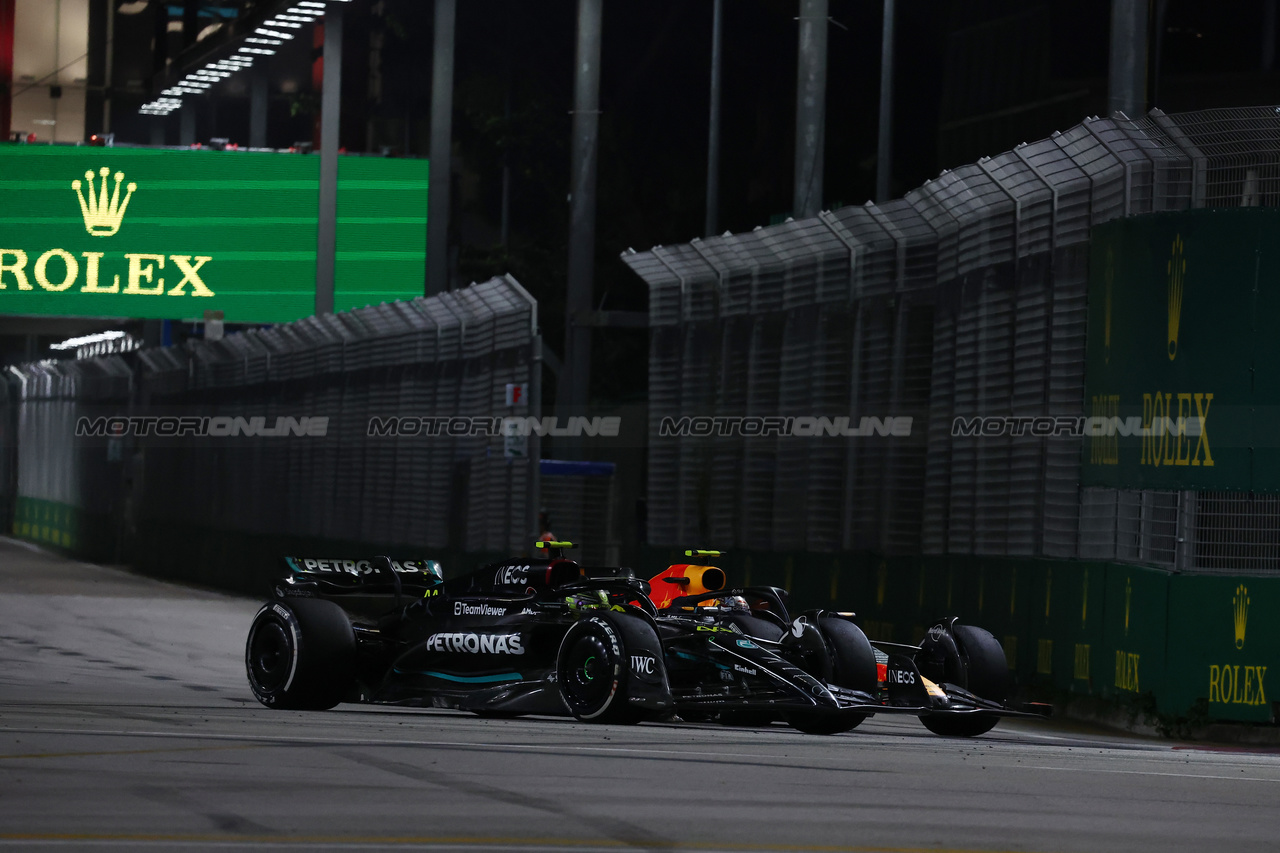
[72,167,137,237]
[1167,234,1185,361]
[1233,583,1249,650]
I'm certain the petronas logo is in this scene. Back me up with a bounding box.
[72,167,137,237]
[1167,235,1185,360]
[1234,584,1250,650]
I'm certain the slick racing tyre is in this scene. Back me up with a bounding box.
[817,616,879,695]
[721,613,786,643]
[920,624,1007,737]
[784,616,878,735]
[246,598,356,710]
[556,616,645,724]
[953,624,1009,705]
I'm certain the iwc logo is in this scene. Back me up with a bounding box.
[72,167,136,237]
[1167,234,1185,361]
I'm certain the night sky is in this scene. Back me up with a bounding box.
[433,0,956,402]
[110,1,1280,402]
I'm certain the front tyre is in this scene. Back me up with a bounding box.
[953,624,1009,705]
[246,599,355,710]
[785,616,878,734]
[920,624,1007,738]
[556,616,643,724]
[817,616,878,695]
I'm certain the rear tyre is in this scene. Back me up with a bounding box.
[246,598,356,710]
[557,616,642,724]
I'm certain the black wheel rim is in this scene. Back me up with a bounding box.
[562,634,613,711]
[249,620,292,692]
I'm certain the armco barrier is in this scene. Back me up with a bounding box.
[636,547,1277,725]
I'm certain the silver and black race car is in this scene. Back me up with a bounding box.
[645,550,1052,737]
[243,542,892,733]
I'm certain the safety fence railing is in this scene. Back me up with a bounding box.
[1078,487,1183,570]
[7,275,553,567]
[624,106,1280,572]
[7,357,133,554]
[1190,492,1280,573]
[539,460,619,566]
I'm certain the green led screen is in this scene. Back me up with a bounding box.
[0,146,428,323]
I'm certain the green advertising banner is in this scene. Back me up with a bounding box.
[1082,208,1280,491]
[1098,565,1170,704]
[1039,561,1109,696]
[1165,575,1279,723]
[0,147,428,323]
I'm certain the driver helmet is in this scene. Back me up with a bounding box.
[565,589,609,612]
[702,595,749,612]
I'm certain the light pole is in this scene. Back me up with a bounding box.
[560,0,603,421]
[426,0,456,295]
[793,0,828,219]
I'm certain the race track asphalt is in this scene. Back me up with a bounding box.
[1,537,1278,853]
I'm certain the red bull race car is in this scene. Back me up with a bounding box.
[645,550,1052,737]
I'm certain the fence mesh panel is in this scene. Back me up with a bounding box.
[10,276,539,563]
[624,106,1280,574]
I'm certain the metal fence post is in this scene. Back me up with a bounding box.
[1176,490,1196,572]
[316,2,343,316]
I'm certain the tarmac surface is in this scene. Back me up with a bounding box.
[2,537,1280,852]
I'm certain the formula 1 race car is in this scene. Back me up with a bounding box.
[646,551,1052,737]
[243,543,890,733]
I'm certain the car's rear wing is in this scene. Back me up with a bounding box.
[280,556,443,599]
[285,556,442,580]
